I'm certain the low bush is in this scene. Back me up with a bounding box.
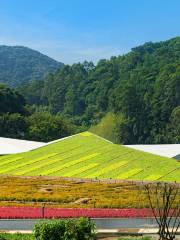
[34,217,96,240]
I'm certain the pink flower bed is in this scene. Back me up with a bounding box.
[0,207,154,219]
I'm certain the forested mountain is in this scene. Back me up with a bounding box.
[18,37,180,144]
[0,46,63,86]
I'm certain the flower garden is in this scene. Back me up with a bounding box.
[0,132,179,221]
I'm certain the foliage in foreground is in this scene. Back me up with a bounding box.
[34,218,96,240]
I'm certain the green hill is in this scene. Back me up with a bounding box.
[0,132,179,182]
[0,45,63,87]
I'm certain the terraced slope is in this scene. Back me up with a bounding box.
[0,132,179,182]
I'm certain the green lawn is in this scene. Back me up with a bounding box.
[0,233,152,240]
[118,238,152,240]
[0,132,179,182]
[0,233,33,240]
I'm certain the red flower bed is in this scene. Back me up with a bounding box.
[0,207,41,219]
[0,207,154,219]
[45,208,154,218]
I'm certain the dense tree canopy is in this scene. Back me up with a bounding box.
[18,37,180,144]
[0,113,27,139]
[0,84,26,115]
[26,112,75,142]
[0,84,75,141]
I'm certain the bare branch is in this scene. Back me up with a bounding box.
[145,182,180,240]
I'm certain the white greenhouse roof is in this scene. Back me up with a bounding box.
[0,135,180,159]
[0,137,46,155]
[125,144,180,159]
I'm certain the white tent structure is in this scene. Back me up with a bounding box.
[0,135,180,159]
[0,137,45,155]
[125,144,180,159]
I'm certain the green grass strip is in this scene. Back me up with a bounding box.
[42,153,100,176]
[0,157,23,167]
[62,163,99,177]
[88,161,128,178]
[145,174,163,181]
[14,157,62,175]
[118,168,142,179]
[0,153,57,174]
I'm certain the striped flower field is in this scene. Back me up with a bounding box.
[0,132,179,182]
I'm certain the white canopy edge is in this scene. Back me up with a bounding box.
[125,144,180,158]
[0,135,180,159]
[0,137,46,155]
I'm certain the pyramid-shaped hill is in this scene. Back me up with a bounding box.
[0,132,179,182]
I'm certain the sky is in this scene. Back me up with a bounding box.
[0,0,179,64]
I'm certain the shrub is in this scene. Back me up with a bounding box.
[34,217,96,240]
